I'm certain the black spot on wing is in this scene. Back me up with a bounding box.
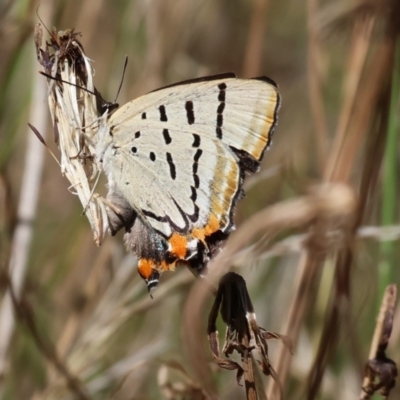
[230,147,260,174]
[142,207,189,235]
[193,174,200,189]
[192,134,200,148]
[109,125,115,136]
[163,128,172,144]
[131,147,137,154]
[194,149,203,162]
[216,83,226,139]
[217,114,223,128]
[218,83,226,101]
[159,105,168,122]
[166,152,176,180]
[188,203,200,223]
[150,152,156,161]
[193,149,202,188]
[142,209,168,223]
[135,131,141,138]
[190,186,197,201]
[141,112,147,119]
[185,101,195,125]
[218,82,227,90]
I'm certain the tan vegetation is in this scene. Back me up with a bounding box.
[0,0,399,399]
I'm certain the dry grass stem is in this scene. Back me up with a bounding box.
[307,0,328,171]
[0,35,50,382]
[360,284,397,399]
[327,35,394,182]
[36,26,111,245]
[185,183,357,397]
[324,16,374,181]
[157,361,210,400]
[207,273,289,400]
[13,289,90,399]
[33,262,191,399]
[243,0,270,77]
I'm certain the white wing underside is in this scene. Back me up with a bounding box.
[100,77,279,238]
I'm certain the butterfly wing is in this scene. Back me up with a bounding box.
[100,75,280,285]
[103,75,279,235]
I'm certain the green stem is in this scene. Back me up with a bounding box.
[379,38,400,302]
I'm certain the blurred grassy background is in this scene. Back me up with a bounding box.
[0,0,399,399]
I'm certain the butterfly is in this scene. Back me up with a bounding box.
[96,72,280,293]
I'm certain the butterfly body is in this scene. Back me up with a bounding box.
[97,74,280,291]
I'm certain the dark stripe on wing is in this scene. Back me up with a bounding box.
[190,186,197,201]
[193,149,202,188]
[185,101,195,125]
[159,105,168,122]
[166,152,176,180]
[163,128,172,144]
[192,134,200,148]
[216,83,226,139]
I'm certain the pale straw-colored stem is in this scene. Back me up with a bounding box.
[0,47,49,387]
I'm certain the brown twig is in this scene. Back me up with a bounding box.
[306,0,328,171]
[184,183,356,398]
[360,284,397,399]
[323,16,374,181]
[242,0,270,77]
[207,273,289,400]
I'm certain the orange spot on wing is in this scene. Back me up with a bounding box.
[138,259,154,280]
[169,233,188,259]
[192,214,220,241]
[161,260,176,271]
[138,259,176,278]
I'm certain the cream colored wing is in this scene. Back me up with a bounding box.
[101,74,280,241]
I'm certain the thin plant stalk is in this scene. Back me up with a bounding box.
[307,0,328,171]
[0,43,50,389]
[323,17,374,181]
[379,37,400,303]
[242,0,269,77]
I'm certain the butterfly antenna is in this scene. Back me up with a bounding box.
[36,6,53,38]
[39,71,99,97]
[114,55,128,104]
